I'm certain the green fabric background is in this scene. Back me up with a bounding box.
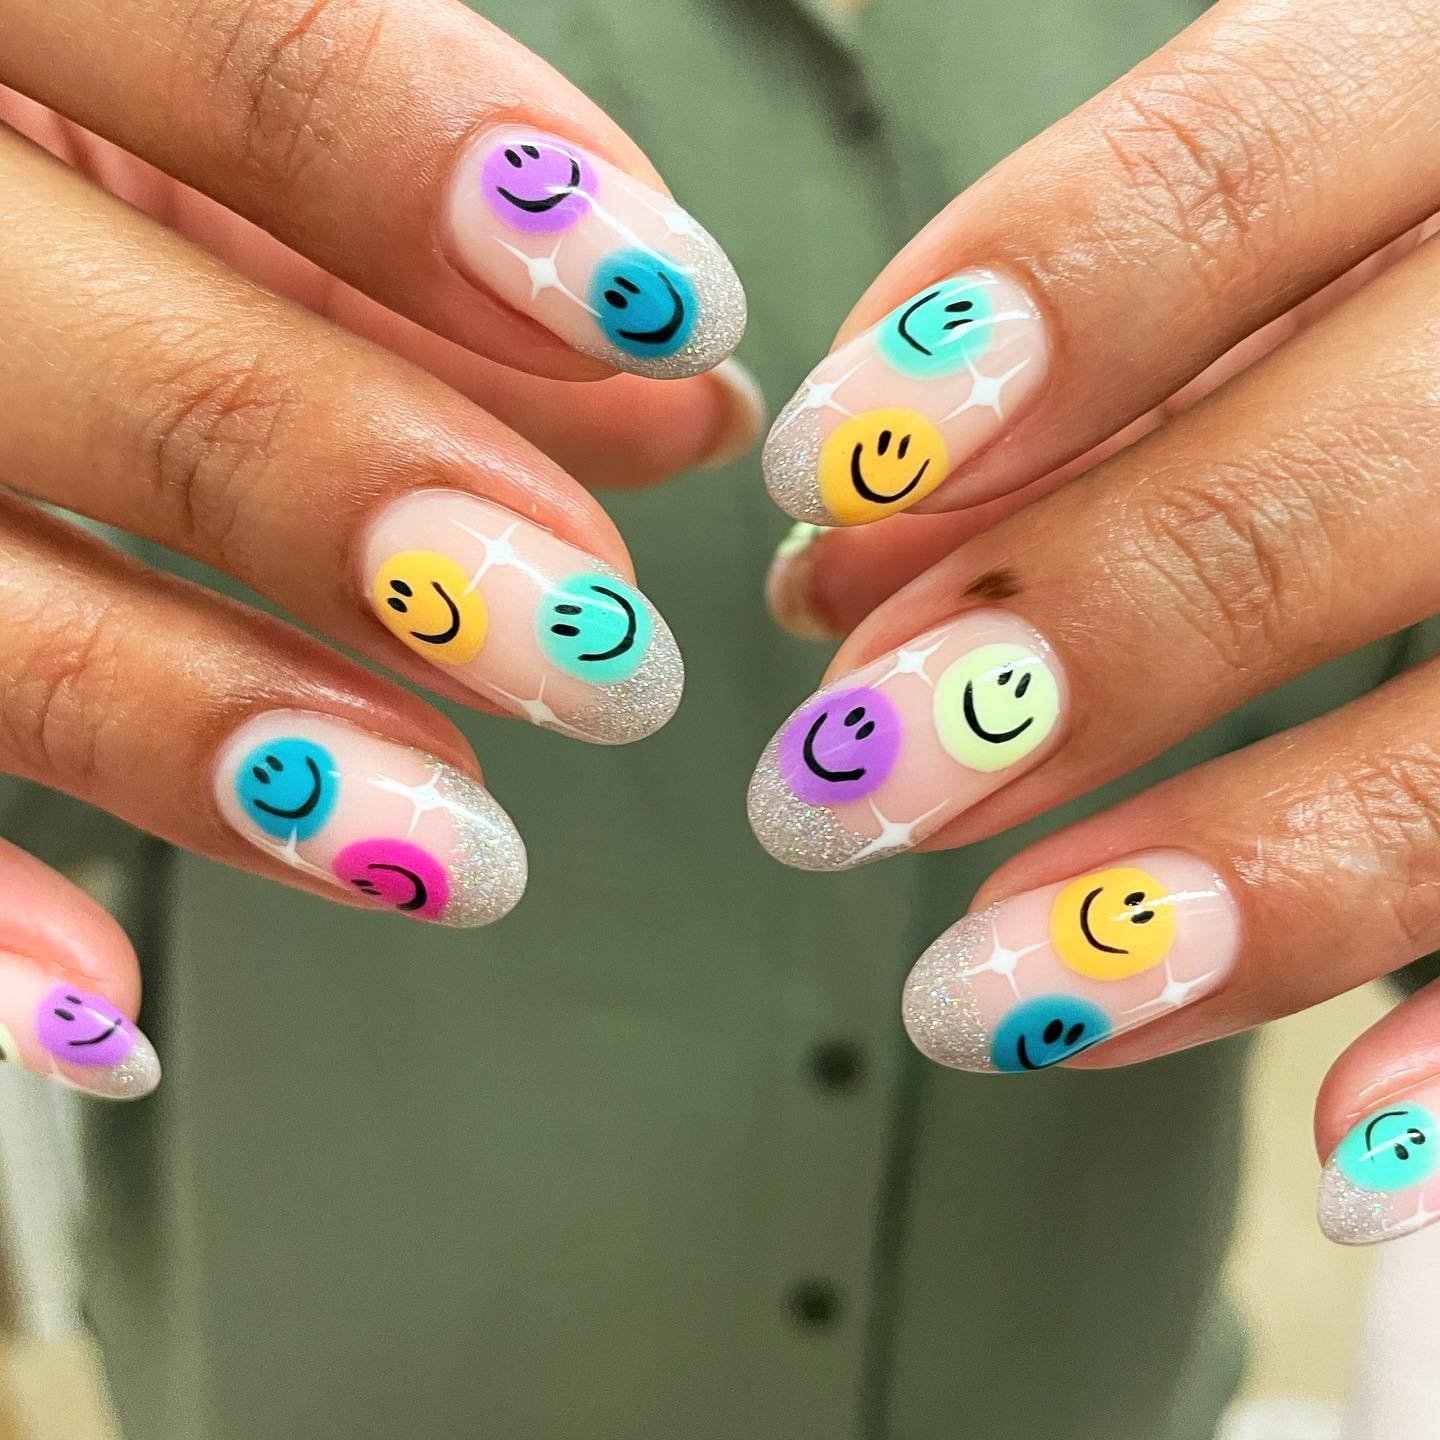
[0,0,1427,1435]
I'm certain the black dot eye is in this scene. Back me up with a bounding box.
[1396,1143,1412,1160]
[54,1008,74,1022]
[1131,911,1155,925]
[551,624,581,638]
[997,668,1013,686]
[1043,1019,1063,1044]
[946,299,974,313]
[897,434,911,460]
[1065,1023,1085,1046]
[555,604,583,616]
[876,429,892,455]
[1015,672,1032,699]
[1410,1128,1428,1146]
[844,707,866,726]
[251,766,270,784]
[521,144,540,159]
[389,580,413,597]
[504,148,522,167]
[604,290,629,309]
[265,754,283,771]
[856,721,875,740]
[386,598,408,613]
[1124,891,1146,905]
[617,277,641,294]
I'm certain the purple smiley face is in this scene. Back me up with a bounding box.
[778,685,902,805]
[36,986,136,1068]
[480,137,597,234]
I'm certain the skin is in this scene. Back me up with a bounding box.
[0,0,755,1040]
[763,0,1440,1176]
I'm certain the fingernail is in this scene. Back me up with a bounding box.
[747,609,1064,869]
[902,852,1239,1073]
[215,711,527,927]
[701,358,767,469]
[0,955,159,1100]
[361,491,682,744]
[1318,1084,1440,1244]
[764,269,1047,525]
[764,523,836,641]
[444,124,746,379]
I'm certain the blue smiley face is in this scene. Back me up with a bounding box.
[537,573,653,685]
[235,738,339,841]
[878,277,997,380]
[591,249,697,358]
[1336,1102,1440,1194]
[991,995,1111,1073]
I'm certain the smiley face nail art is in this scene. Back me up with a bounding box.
[764,268,1046,525]
[447,124,745,378]
[363,493,680,745]
[217,711,526,928]
[748,611,1064,871]
[901,852,1239,1075]
[1319,1087,1440,1244]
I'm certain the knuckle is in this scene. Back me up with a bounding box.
[196,0,389,187]
[131,335,300,562]
[1090,48,1322,286]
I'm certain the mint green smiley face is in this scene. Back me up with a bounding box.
[1336,1102,1439,1194]
[537,573,652,685]
[878,277,997,379]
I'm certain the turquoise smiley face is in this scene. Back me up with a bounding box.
[591,249,698,359]
[1336,1102,1440,1194]
[235,737,339,841]
[878,276,997,379]
[538,573,652,685]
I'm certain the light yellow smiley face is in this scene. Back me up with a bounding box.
[817,408,949,525]
[1050,867,1177,981]
[932,643,1060,772]
[373,551,487,665]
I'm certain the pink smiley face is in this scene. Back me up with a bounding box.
[333,839,450,922]
[480,137,597,234]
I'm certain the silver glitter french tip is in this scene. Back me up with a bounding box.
[444,123,746,380]
[763,268,1049,525]
[361,491,683,747]
[902,853,1240,1075]
[1318,1085,1440,1245]
[214,711,528,928]
[0,958,161,1100]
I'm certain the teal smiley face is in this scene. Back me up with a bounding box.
[1336,1102,1440,1194]
[538,573,652,685]
[878,277,997,379]
[236,737,339,841]
[591,249,698,358]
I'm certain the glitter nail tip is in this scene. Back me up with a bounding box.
[73,1034,163,1101]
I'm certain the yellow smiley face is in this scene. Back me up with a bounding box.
[373,551,487,665]
[818,408,949,525]
[1050,867,1178,981]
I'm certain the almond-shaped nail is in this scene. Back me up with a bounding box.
[0,954,159,1099]
[747,610,1065,870]
[445,124,746,378]
[215,711,527,927]
[764,523,835,641]
[902,852,1239,1073]
[1318,1084,1440,1245]
[361,492,682,745]
[764,269,1047,525]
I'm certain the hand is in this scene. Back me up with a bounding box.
[0,0,753,1098]
[750,0,1440,1245]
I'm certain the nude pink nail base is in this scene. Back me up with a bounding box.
[445,124,746,378]
[1318,1081,1440,1245]
[215,711,527,927]
[902,852,1239,1073]
[747,610,1065,871]
[362,492,682,745]
[764,269,1047,525]
[0,954,159,1100]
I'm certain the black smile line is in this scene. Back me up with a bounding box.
[850,446,929,505]
[409,583,463,645]
[616,271,686,346]
[1364,1110,1411,1150]
[367,863,428,913]
[68,1020,120,1049]
[961,681,1035,744]
[896,288,943,355]
[801,715,866,784]
[252,757,325,820]
[1015,1033,1100,1071]
[1079,888,1129,955]
[496,157,582,213]
[577,585,639,662]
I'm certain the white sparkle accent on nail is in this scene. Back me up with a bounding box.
[943,356,1034,422]
[874,634,946,687]
[254,831,334,885]
[368,769,451,839]
[844,798,949,866]
[1120,966,1223,1021]
[494,237,598,314]
[472,673,591,741]
[965,924,1051,999]
[791,360,868,419]
[450,519,552,591]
